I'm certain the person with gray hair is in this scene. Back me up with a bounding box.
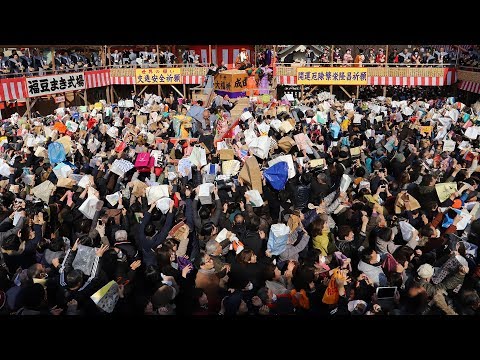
[205,238,231,273]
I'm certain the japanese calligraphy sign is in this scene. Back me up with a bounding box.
[214,70,248,92]
[135,68,181,85]
[26,72,85,97]
[296,67,368,85]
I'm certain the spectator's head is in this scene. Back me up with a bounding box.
[263,263,282,282]
[1,233,21,251]
[417,263,434,282]
[205,239,222,257]
[200,222,217,237]
[317,173,328,184]
[236,249,257,265]
[292,265,315,292]
[196,251,215,270]
[338,225,354,241]
[198,206,210,220]
[151,284,176,310]
[377,227,394,243]
[361,248,380,265]
[27,263,47,280]
[234,212,245,225]
[20,283,46,310]
[66,269,84,291]
[246,216,260,232]
[222,291,248,316]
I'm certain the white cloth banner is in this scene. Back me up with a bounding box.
[26,72,85,97]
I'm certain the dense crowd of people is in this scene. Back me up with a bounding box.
[1,66,480,316]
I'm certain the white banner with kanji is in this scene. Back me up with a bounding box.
[26,72,85,97]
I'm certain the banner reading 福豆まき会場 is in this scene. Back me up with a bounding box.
[135,68,181,85]
[26,72,85,97]
[296,67,368,85]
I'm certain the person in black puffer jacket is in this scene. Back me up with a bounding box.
[294,172,312,212]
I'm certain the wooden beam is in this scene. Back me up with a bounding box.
[138,85,149,97]
[26,97,31,119]
[110,86,114,103]
[356,86,359,99]
[84,88,88,106]
[157,44,161,97]
[112,87,120,102]
[306,85,318,97]
[339,86,352,99]
[170,85,183,98]
[183,83,187,99]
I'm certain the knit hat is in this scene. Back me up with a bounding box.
[223,291,244,316]
[417,264,434,279]
[115,230,128,242]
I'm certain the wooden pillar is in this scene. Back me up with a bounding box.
[383,45,389,97]
[84,88,88,106]
[51,48,55,73]
[157,45,161,97]
[385,45,389,67]
[208,45,212,64]
[183,83,187,99]
[106,46,111,67]
[356,86,359,99]
[26,97,31,119]
[106,85,110,103]
[330,44,334,95]
[301,85,304,99]
[110,85,114,103]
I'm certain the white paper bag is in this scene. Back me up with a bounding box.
[78,175,93,189]
[353,114,363,124]
[243,129,258,146]
[198,183,214,205]
[270,119,282,132]
[188,145,207,168]
[465,126,479,140]
[402,107,414,116]
[344,103,354,111]
[106,192,121,206]
[0,162,11,177]
[240,111,253,121]
[399,221,416,241]
[340,174,352,193]
[107,126,119,138]
[245,189,264,207]
[53,163,72,179]
[110,159,134,177]
[156,197,173,214]
[222,160,241,176]
[146,185,169,205]
[79,194,100,220]
[442,140,456,152]
[256,122,270,135]
[249,136,271,159]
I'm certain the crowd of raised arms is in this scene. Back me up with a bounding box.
[0,84,479,316]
